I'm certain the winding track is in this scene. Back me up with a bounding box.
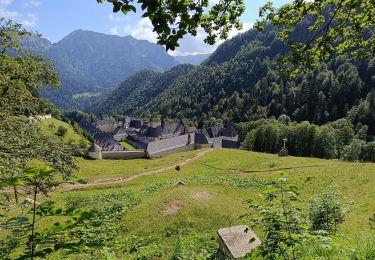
[60,149,213,192]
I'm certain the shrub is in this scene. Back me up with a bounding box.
[308,183,347,233]
[370,213,375,229]
[79,138,90,148]
[67,138,75,145]
[341,138,365,161]
[56,125,68,137]
[248,175,342,259]
[48,122,55,130]
[278,114,291,125]
[242,129,256,150]
[362,142,375,162]
[248,174,311,259]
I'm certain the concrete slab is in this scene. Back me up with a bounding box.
[217,225,261,259]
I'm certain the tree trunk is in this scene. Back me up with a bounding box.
[13,184,18,204]
[30,185,37,260]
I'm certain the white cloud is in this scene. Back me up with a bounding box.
[0,8,18,19]
[0,0,13,7]
[0,0,38,27]
[110,25,119,35]
[124,18,157,43]
[124,18,253,56]
[109,13,126,22]
[23,0,41,8]
[0,9,38,27]
[227,22,253,38]
[20,13,38,27]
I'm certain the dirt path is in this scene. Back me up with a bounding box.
[60,149,213,192]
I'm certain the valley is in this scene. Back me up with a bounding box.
[1,1,374,259]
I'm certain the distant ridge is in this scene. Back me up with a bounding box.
[22,30,179,109]
[174,53,210,65]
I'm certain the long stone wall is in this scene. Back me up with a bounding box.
[147,144,195,158]
[101,150,147,160]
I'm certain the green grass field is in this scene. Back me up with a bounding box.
[120,141,136,150]
[46,149,375,258]
[5,149,375,259]
[39,118,90,147]
[74,149,202,180]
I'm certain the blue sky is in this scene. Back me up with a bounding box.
[0,0,289,55]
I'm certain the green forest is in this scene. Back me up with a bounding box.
[237,118,375,162]
[92,24,375,136]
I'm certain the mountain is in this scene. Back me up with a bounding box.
[90,64,194,116]
[139,25,374,128]
[22,30,179,109]
[91,24,374,134]
[174,53,210,65]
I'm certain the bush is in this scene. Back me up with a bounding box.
[341,138,365,161]
[362,142,375,162]
[370,212,375,230]
[56,126,68,137]
[67,138,75,145]
[248,174,332,259]
[278,114,291,125]
[242,129,256,150]
[48,122,55,130]
[308,183,347,233]
[79,138,90,148]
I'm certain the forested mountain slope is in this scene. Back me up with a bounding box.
[91,64,194,116]
[22,30,179,109]
[129,25,374,132]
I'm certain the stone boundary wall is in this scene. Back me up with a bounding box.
[147,144,195,158]
[101,150,147,160]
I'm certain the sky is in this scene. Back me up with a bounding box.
[0,0,289,56]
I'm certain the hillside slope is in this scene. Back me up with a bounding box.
[135,25,374,129]
[39,118,90,148]
[91,64,194,116]
[48,148,375,258]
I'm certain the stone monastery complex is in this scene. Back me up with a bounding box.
[79,116,240,160]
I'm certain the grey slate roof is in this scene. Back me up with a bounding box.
[207,124,221,138]
[113,127,127,135]
[146,125,163,138]
[195,132,209,144]
[162,122,184,136]
[78,119,124,151]
[221,124,238,138]
[130,119,143,129]
[93,119,116,126]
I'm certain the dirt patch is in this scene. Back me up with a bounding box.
[191,191,212,201]
[161,200,184,217]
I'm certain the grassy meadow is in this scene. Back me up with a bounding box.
[40,148,375,258]
[119,141,136,150]
[39,118,90,147]
[74,149,202,180]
